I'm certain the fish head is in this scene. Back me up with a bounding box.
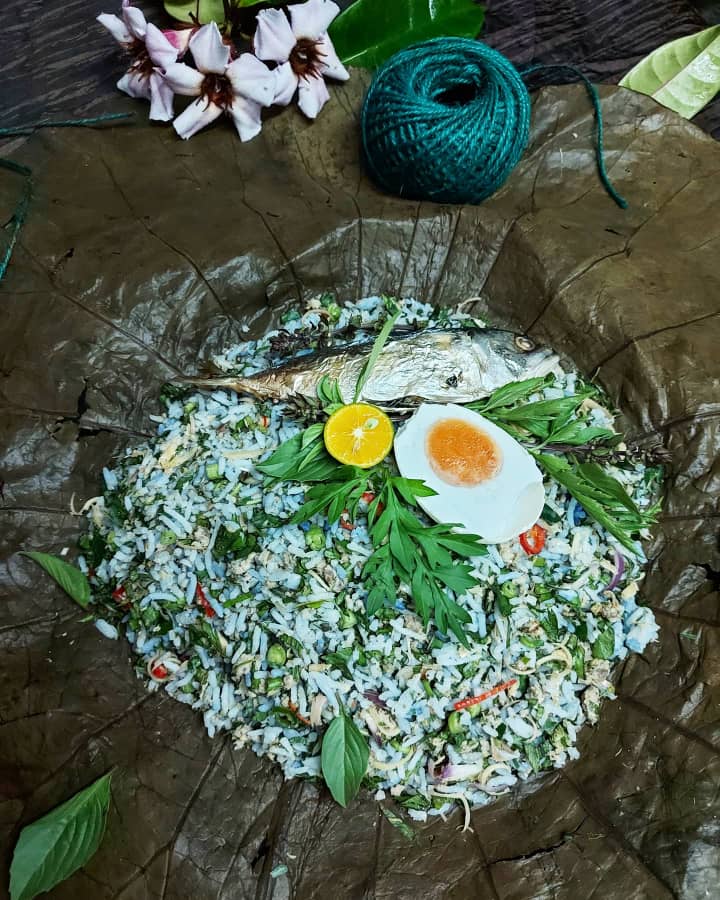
[471,329,559,391]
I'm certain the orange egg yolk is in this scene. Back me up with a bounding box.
[426,418,503,486]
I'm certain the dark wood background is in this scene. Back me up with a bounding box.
[2,1,720,137]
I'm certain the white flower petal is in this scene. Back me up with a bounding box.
[117,70,151,101]
[149,71,175,121]
[273,62,299,106]
[229,97,264,142]
[145,23,178,70]
[289,0,340,39]
[97,13,132,45]
[189,22,230,75]
[163,62,204,96]
[297,73,330,119]
[173,98,223,139]
[317,34,349,81]
[226,53,276,108]
[163,28,193,57]
[254,8,296,63]
[122,4,147,40]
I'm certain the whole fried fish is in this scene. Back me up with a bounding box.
[180,328,558,406]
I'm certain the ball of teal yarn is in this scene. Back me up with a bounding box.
[361,38,532,205]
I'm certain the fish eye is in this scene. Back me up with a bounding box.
[445,373,461,388]
[514,335,536,353]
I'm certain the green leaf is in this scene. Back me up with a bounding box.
[546,422,615,446]
[301,422,325,448]
[321,710,369,807]
[9,771,112,900]
[471,376,547,413]
[619,26,720,119]
[330,0,485,70]
[592,623,616,660]
[501,396,583,424]
[21,552,90,608]
[353,306,400,401]
[432,563,476,595]
[164,0,224,24]
[577,463,640,513]
[525,741,543,773]
[380,806,416,840]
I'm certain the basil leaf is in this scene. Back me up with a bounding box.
[256,433,305,478]
[321,710,369,807]
[619,26,720,119]
[592,623,616,660]
[21,552,90,608]
[301,422,325,448]
[330,0,485,70]
[9,771,112,900]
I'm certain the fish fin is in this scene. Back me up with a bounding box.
[175,374,260,397]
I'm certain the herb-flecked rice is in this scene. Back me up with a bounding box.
[79,296,660,822]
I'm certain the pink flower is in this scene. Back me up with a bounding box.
[97,0,180,121]
[163,23,276,141]
[254,0,349,119]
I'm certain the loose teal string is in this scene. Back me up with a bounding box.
[520,64,628,209]
[0,113,133,283]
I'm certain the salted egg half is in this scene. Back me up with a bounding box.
[393,403,545,544]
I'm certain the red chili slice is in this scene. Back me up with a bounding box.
[453,679,517,711]
[519,524,547,555]
[151,663,169,680]
[340,520,355,532]
[361,492,376,503]
[111,585,127,603]
[195,583,215,618]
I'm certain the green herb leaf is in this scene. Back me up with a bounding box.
[9,771,112,900]
[257,430,338,482]
[619,26,720,119]
[321,709,369,807]
[500,396,584,425]
[380,806,416,840]
[325,647,354,676]
[470,376,548,413]
[353,305,401,402]
[535,453,653,554]
[592,622,616,660]
[525,741,543,773]
[21,552,90,608]
[330,0,485,70]
[546,421,615,446]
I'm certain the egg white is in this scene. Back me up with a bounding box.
[393,403,545,544]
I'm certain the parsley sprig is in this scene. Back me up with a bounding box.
[364,471,483,645]
[258,431,485,644]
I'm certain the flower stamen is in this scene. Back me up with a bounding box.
[200,72,235,109]
[289,37,326,79]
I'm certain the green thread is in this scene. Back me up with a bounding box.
[361,38,627,209]
[0,113,133,283]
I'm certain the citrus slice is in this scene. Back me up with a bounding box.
[324,403,394,468]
